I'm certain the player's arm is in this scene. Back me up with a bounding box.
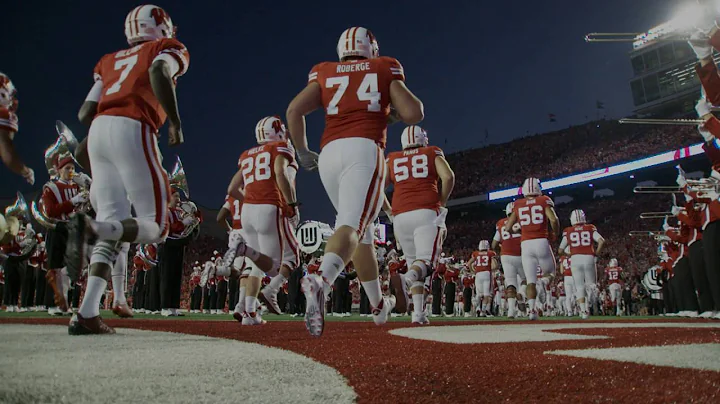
[0,128,32,182]
[226,171,245,202]
[286,83,322,158]
[388,81,424,124]
[216,206,231,232]
[274,155,296,207]
[557,234,568,255]
[149,58,183,146]
[491,230,501,251]
[435,155,455,207]
[503,212,517,232]
[546,206,560,239]
[594,230,606,256]
[491,256,498,271]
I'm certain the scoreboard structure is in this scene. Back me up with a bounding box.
[628,25,715,117]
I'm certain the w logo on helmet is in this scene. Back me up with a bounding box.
[151,7,170,27]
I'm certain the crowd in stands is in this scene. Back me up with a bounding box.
[446,120,698,198]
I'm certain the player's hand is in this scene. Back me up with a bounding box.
[676,173,688,188]
[21,166,34,185]
[696,97,713,119]
[168,122,184,147]
[297,148,319,171]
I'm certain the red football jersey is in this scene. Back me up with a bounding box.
[513,195,554,241]
[470,250,496,273]
[562,224,600,256]
[238,141,295,207]
[495,218,521,256]
[41,180,80,221]
[93,38,190,132]
[443,266,459,282]
[308,56,405,149]
[560,256,572,277]
[0,107,18,133]
[223,195,243,230]
[386,146,444,216]
[606,266,622,284]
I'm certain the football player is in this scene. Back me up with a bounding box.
[384,125,455,325]
[559,252,575,316]
[217,195,250,317]
[223,116,300,325]
[504,178,559,320]
[68,5,190,335]
[605,258,623,316]
[0,73,34,185]
[492,202,522,317]
[558,209,605,319]
[286,27,424,336]
[468,240,498,317]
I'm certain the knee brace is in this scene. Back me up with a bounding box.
[410,260,429,280]
[411,280,424,292]
[249,266,265,278]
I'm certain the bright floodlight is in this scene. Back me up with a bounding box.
[670,1,705,32]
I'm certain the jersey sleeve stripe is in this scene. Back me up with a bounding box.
[0,118,18,131]
[159,48,189,76]
[308,72,318,82]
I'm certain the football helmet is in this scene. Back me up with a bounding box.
[124,5,176,46]
[570,209,586,226]
[401,125,429,149]
[609,258,618,267]
[505,202,514,217]
[521,178,542,197]
[337,27,379,61]
[0,72,17,111]
[255,116,287,144]
[478,240,490,251]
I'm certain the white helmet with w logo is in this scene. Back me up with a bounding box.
[125,5,176,46]
[337,27,379,61]
[570,209,586,226]
[478,240,490,251]
[255,116,286,144]
[401,125,429,150]
[521,177,542,197]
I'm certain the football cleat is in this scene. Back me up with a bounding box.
[372,295,396,326]
[528,309,539,321]
[301,275,326,337]
[112,303,134,318]
[580,310,590,320]
[411,312,430,325]
[68,314,116,335]
[241,311,266,326]
[259,289,282,315]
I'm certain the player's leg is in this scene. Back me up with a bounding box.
[391,211,417,315]
[481,274,492,316]
[406,210,440,322]
[239,205,278,324]
[571,256,589,318]
[315,138,385,291]
[521,240,540,317]
[110,242,132,317]
[502,255,519,317]
[564,276,575,316]
[260,216,299,314]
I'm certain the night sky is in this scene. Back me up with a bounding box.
[4,0,683,223]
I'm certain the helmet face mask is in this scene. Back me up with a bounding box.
[401,125,429,150]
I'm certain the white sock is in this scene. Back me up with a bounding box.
[580,301,588,312]
[482,303,488,312]
[406,269,420,284]
[508,298,517,312]
[361,279,382,308]
[318,253,345,285]
[245,296,258,314]
[413,293,424,315]
[90,220,123,240]
[235,287,246,312]
[133,220,161,243]
[528,298,536,311]
[267,273,286,293]
[79,276,107,318]
[112,276,126,304]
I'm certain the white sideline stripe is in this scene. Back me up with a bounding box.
[0,325,356,403]
[389,322,720,344]
[546,343,720,372]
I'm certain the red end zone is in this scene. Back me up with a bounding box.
[4,318,720,403]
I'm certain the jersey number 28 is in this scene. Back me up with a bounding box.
[325,73,381,115]
[240,152,272,185]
